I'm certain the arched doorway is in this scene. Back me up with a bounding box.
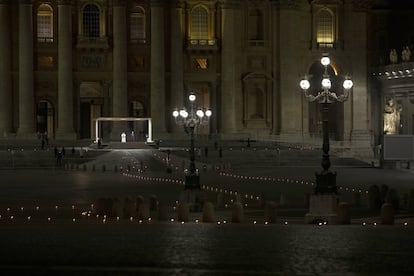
[36,100,54,138]
[307,61,344,140]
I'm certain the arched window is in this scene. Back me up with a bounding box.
[248,9,263,41]
[130,6,146,43]
[317,9,334,45]
[190,6,208,39]
[37,4,53,42]
[83,4,100,38]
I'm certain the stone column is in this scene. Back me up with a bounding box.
[170,0,184,133]
[270,1,279,135]
[56,0,76,139]
[0,0,12,136]
[345,5,372,150]
[209,81,218,134]
[150,0,166,136]
[220,1,238,134]
[17,0,35,138]
[111,0,128,139]
[278,2,309,141]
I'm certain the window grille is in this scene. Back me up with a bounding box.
[130,7,146,43]
[83,4,100,38]
[317,9,334,44]
[191,7,208,39]
[37,4,53,42]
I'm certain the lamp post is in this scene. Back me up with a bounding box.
[172,93,212,190]
[299,55,353,194]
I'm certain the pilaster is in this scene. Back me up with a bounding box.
[150,2,166,135]
[56,1,76,139]
[170,1,184,133]
[220,0,240,134]
[17,0,35,138]
[0,1,12,135]
[111,2,128,139]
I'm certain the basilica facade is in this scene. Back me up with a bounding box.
[2,0,409,155]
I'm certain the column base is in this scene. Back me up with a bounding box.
[305,194,338,224]
[16,130,37,139]
[55,130,77,140]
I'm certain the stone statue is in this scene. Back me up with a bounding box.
[383,98,401,134]
[402,46,411,62]
[390,49,398,64]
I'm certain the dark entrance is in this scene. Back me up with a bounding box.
[80,102,91,139]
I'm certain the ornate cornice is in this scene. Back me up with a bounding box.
[271,0,308,10]
[57,0,73,5]
[220,0,241,9]
[352,0,374,10]
[113,0,126,7]
[18,0,32,4]
[150,0,164,7]
[170,0,184,9]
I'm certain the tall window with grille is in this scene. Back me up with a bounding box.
[37,4,53,42]
[83,4,100,38]
[190,6,208,41]
[316,9,334,47]
[130,6,146,43]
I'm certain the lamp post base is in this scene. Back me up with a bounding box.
[179,189,204,212]
[180,174,204,212]
[315,170,337,194]
[305,194,338,224]
[185,174,200,190]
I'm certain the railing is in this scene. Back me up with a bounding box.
[37,37,54,43]
[76,36,109,49]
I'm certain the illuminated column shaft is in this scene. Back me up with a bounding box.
[56,0,76,139]
[0,1,12,135]
[150,1,166,134]
[112,1,128,137]
[220,1,238,133]
[170,0,184,133]
[17,0,35,137]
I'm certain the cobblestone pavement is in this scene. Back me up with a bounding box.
[1,141,414,274]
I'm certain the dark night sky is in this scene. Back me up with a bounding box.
[373,0,414,9]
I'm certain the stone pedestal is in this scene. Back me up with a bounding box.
[305,194,338,224]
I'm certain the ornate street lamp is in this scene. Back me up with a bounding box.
[299,55,353,195]
[172,93,212,190]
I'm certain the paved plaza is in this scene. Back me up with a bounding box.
[0,139,414,274]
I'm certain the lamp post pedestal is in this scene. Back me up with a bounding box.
[305,194,338,224]
[185,173,200,189]
[179,188,204,212]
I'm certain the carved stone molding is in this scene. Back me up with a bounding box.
[220,0,241,9]
[150,0,164,7]
[352,0,374,10]
[113,0,126,7]
[18,0,32,5]
[57,0,73,5]
[170,0,184,9]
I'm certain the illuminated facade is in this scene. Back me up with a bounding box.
[1,0,406,155]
